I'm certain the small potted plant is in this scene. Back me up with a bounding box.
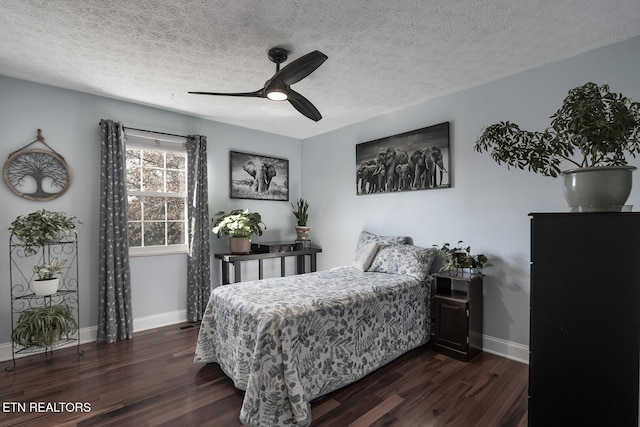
[31,257,67,296]
[212,209,266,254]
[11,304,78,348]
[9,209,81,256]
[291,198,310,240]
[433,241,490,277]
[474,82,640,212]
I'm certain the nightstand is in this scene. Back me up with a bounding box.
[431,271,483,361]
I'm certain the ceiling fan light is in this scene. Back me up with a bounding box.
[266,88,288,101]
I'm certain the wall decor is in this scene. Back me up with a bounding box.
[3,129,72,201]
[356,122,450,195]
[230,151,289,201]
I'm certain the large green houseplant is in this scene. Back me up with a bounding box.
[9,209,80,255]
[475,82,640,211]
[12,304,78,348]
[212,209,266,253]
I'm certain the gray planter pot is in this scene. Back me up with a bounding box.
[295,226,310,240]
[561,166,637,212]
[229,237,251,254]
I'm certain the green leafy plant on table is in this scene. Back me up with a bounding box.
[212,209,266,239]
[433,241,490,276]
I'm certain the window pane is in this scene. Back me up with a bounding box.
[166,169,185,193]
[127,166,141,191]
[128,196,142,220]
[167,198,185,220]
[166,153,185,169]
[144,222,165,246]
[143,168,164,192]
[126,149,141,167]
[125,139,187,252]
[143,196,165,220]
[128,222,142,247]
[142,150,164,168]
[167,221,184,245]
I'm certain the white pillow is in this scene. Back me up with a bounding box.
[353,241,381,271]
[368,244,436,281]
[353,231,410,268]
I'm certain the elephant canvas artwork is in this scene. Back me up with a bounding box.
[356,122,450,195]
[230,151,289,200]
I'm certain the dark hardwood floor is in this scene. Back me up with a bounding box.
[0,323,528,426]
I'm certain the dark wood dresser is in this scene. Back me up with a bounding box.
[529,213,640,426]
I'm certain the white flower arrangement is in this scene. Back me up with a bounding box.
[212,209,266,239]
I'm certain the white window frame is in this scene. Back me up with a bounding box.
[124,129,188,257]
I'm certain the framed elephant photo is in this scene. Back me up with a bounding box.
[355,121,450,195]
[230,150,289,201]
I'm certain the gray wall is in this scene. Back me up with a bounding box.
[301,36,640,353]
[0,76,302,347]
[1,36,639,360]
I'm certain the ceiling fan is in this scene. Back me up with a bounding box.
[189,47,328,122]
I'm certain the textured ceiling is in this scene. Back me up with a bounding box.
[1,1,639,139]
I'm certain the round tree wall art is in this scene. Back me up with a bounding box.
[3,129,72,201]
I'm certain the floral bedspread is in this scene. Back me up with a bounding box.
[194,266,431,427]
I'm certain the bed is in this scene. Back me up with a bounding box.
[194,232,435,427]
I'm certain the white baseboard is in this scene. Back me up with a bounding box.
[132,309,188,333]
[0,309,188,363]
[2,312,528,365]
[483,334,529,364]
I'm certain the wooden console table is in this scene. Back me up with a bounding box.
[215,242,322,285]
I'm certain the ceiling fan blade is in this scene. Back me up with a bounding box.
[188,89,264,98]
[288,89,322,122]
[274,50,328,86]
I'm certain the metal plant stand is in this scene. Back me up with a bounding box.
[6,231,82,371]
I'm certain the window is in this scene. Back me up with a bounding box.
[125,130,188,256]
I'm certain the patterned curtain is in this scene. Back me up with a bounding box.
[186,135,211,321]
[98,119,133,343]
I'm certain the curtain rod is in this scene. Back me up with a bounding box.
[124,126,188,139]
[98,122,188,138]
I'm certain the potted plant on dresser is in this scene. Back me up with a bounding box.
[212,209,266,254]
[291,198,310,240]
[474,82,640,212]
[32,257,67,296]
